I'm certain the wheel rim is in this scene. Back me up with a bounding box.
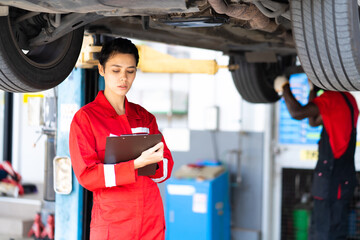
[7,11,73,69]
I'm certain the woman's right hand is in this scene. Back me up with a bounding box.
[134,142,164,169]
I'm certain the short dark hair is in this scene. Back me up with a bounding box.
[98,38,139,67]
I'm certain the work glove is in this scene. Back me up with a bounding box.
[274,76,289,95]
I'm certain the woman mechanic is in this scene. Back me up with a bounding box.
[69,37,174,240]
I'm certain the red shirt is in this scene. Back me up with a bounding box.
[312,91,359,158]
[69,91,174,239]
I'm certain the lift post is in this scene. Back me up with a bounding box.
[55,68,85,240]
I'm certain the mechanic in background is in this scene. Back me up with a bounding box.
[274,76,359,240]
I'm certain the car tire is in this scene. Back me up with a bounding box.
[0,14,84,92]
[230,54,292,103]
[291,0,360,91]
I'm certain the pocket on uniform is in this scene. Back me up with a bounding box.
[99,201,135,222]
[108,207,137,240]
[338,180,356,200]
[311,171,330,199]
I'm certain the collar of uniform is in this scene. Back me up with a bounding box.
[94,91,141,119]
[124,97,141,119]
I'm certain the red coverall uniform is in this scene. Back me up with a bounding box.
[69,91,174,240]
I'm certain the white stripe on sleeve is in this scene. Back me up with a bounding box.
[104,164,116,187]
[151,158,168,183]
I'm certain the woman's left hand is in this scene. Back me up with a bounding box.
[134,142,164,169]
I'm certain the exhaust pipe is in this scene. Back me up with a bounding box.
[208,0,278,32]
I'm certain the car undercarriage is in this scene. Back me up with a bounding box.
[0,0,359,103]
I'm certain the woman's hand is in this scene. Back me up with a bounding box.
[134,142,164,169]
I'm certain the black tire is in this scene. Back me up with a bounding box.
[230,54,292,103]
[0,14,84,92]
[291,0,360,91]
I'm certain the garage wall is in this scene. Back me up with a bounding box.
[157,130,264,240]
[12,90,55,183]
[12,93,45,183]
[128,41,267,133]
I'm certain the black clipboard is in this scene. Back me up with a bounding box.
[104,134,162,176]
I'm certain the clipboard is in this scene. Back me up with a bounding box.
[104,134,162,176]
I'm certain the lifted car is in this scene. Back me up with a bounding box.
[0,0,359,103]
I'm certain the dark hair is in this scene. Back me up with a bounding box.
[98,38,139,67]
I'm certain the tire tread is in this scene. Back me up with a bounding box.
[291,0,360,90]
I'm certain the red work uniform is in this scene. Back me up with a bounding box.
[312,91,359,159]
[69,91,174,240]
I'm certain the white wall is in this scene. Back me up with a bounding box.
[12,90,55,183]
[128,41,267,133]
